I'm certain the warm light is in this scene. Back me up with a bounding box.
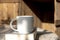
[5,34,18,40]
[5,33,35,40]
[5,34,27,40]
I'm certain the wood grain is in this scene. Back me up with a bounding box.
[37,18,42,28]
[0,0,56,32]
[42,23,56,32]
[0,0,20,3]
[7,3,18,19]
[0,4,3,21]
[2,3,8,20]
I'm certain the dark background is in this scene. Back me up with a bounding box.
[23,0,54,23]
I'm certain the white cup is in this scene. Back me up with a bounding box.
[10,16,35,34]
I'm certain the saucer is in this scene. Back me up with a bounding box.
[0,25,16,34]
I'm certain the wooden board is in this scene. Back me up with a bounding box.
[42,23,56,32]
[0,0,56,32]
[0,0,20,3]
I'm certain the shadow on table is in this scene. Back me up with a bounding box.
[35,31,52,40]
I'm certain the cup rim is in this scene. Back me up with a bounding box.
[17,16,33,17]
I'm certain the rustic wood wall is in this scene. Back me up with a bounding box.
[0,3,18,25]
[0,0,56,32]
[18,1,42,28]
[55,0,60,37]
[0,0,42,28]
[18,0,56,32]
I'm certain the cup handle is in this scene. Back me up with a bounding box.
[10,19,18,31]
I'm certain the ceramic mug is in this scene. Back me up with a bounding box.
[10,16,34,34]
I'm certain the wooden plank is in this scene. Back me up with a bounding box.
[32,14,37,27]
[2,3,8,20]
[0,3,4,25]
[54,0,56,21]
[55,1,60,20]
[0,0,53,3]
[0,4,3,21]
[22,1,38,27]
[22,1,33,16]
[42,23,56,32]
[55,27,60,37]
[12,3,18,18]
[29,0,53,2]
[7,3,18,19]
[0,0,20,3]
[0,3,19,25]
[18,2,22,15]
[37,18,42,28]
[21,1,25,15]
[55,0,60,37]
[18,0,25,16]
